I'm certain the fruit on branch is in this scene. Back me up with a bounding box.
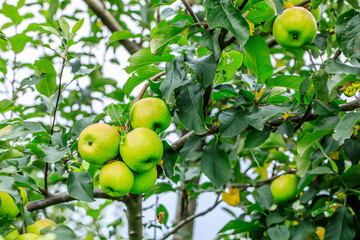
[14,233,40,240]
[0,192,20,220]
[99,161,134,197]
[26,219,56,235]
[129,97,172,134]
[270,174,299,204]
[130,167,157,194]
[287,0,321,21]
[273,7,317,48]
[78,123,121,165]
[3,226,19,240]
[120,128,163,173]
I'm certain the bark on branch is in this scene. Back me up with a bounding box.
[83,0,141,55]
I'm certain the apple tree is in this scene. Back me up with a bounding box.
[0,0,360,239]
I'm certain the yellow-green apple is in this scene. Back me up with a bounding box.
[78,123,121,165]
[0,192,19,220]
[130,167,157,194]
[120,128,163,173]
[99,161,134,197]
[273,7,317,48]
[129,97,172,134]
[287,0,321,21]
[3,226,19,240]
[270,174,299,204]
[14,233,40,240]
[26,219,55,235]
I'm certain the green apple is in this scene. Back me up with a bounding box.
[26,219,55,235]
[3,226,19,240]
[78,123,121,165]
[287,0,321,21]
[130,167,157,194]
[120,128,163,173]
[99,161,134,197]
[0,192,19,220]
[14,233,40,240]
[129,97,172,134]
[271,174,299,204]
[273,7,317,48]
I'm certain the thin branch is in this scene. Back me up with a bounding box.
[125,71,165,130]
[180,0,200,25]
[293,97,314,132]
[333,49,342,61]
[83,0,141,54]
[296,0,310,6]
[28,188,126,212]
[161,193,221,240]
[238,0,249,11]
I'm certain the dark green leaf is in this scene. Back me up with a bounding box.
[179,136,200,163]
[219,107,248,138]
[289,221,317,240]
[244,34,273,83]
[266,213,285,227]
[254,185,273,210]
[343,139,360,165]
[341,165,360,189]
[185,54,217,88]
[266,75,305,91]
[325,60,360,75]
[324,206,355,240]
[297,130,329,156]
[298,166,335,193]
[124,66,162,96]
[107,103,123,125]
[42,224,78,240]
[39,144,70,163]
[245,128,271,149]
[67,171,95,202]
[246,106,265,130]
[200,31,221,59]
[71,115,96,140]
[245,1,275,24]
[205,0,250,46]
[267,224,290,240]
[333,112,360,144]
[201,141,231,188]
[162,141,178,177]
[218,220,263,234]
[176,83,207,134]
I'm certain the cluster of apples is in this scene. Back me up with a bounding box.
[273,0,319,48]
[2,219,56,240]
[78,97,172,197]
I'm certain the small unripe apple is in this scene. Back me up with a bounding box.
[26,219,56,235]
[78,123,121,165]
[14,233,40,240]
[0,192,19,220]
[99,161,134,197]
[3,226,19,240]
[273,7,317,48]
[130,167,157,194]
[129,97,172,134]
[120,128,163,173]
[270,174,299,204]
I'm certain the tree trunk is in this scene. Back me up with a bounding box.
[124,193,143,240]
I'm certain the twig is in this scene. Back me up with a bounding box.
[180,0,200,26]
[161,193,221,240]
[238,0,249,11]
[293,98,314,132]
[125,71,165,130]
[28,188,126,211]
[333,49,342,61]
[308,50,317,72]
[83,0,141,54]
[296,0,310,6]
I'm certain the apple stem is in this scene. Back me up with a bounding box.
[88,140,93,146]
[293,34,298,40]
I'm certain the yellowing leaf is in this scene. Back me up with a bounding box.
[222,188,240,206]
[316,226,325,240]
[158,159,163,165]
[246,19,255,36]
[285,2,294,9]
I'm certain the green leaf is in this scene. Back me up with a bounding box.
[0,99,15,114]
[8,34,32,53]
[325,60,360,75]
[39,144,70,163]
[310,0,322,9]
[219,107,248,138]
[124,66,162,97]
[201,141,231,188]
[185,54,217,88]
[289,221,317,240]
[59,16,70,40]
[162,141,178,177]
[144,182,176,200]
[35,75,57,98]
[108,30,142,45]
[205,0,250,47]
[150,15,193,55]
[215,50,243,84]
[41,26,61,38]
[156,204,169,225]
[297,166,335,193]
[341,165,360,189]
[254,185,273,210]
[218,220,263,234]
[335,10,360,61]
[126,48,174,73]
[244,34,273,83]
[266,213,285,227]
[160,55,187,101]
[343,139,360,165]
[327,74,358,94]
[297,130,329,156]
[42,225,78,240]
[107,103,123,125]
[67,171,95,202]
[267,224,290,240]
[324,206,355,240]
[13,175,37,190]
[246,106,265,130]
[245,128,271,149]
[71,115,96,140]
[179,136,200,163]
[200,31,221,59]
[245,1,275,24]
[332,112,360,144]
[71,18,84,34]
[2,3,23,24]
[176,83,207,134]
[34,59,57,75]
[266,75,305,91]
